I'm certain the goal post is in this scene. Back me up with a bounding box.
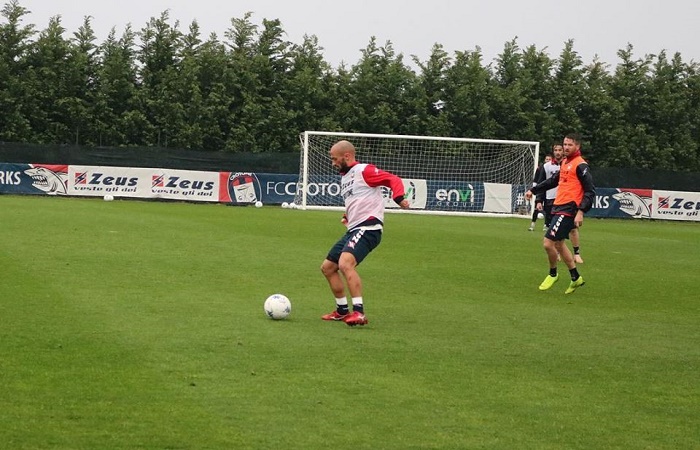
[294,131,539,217]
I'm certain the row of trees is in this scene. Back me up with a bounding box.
[1,1,699,171]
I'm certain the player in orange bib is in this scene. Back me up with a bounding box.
[525,133,595,294]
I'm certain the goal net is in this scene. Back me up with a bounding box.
[294,131,539,216]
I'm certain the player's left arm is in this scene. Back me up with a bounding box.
[362,165,408,207]
[576,163,596,213]
[575,163,595,227]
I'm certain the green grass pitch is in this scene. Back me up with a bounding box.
[1,195,698,449]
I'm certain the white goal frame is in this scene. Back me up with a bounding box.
[295,131,539,217]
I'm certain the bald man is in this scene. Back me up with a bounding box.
[320,140,410,326]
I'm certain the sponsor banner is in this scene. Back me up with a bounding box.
[257,173,370,206]
[483,183,512,214]
[5,163,697,222]
[588,188,653,219]
[292,175,430,209]
[610,188,653,218]
[652,190,700,221]
[512,184,530,215]
[68,166,219,201]
[149,168,218,201]
[261,174,299,203]
[293,175,484,211]
[0,163,69,195]
[428,181,484,212]
[219,172,265,204]
[385,179,428,209]
[294,174,346,207]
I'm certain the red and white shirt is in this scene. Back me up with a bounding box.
[341,162,405,230]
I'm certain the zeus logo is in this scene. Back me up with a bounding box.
[85,173,138,186]
[550,216,563,236]
[665,197,700,210]
[347,229,365,249]
[165,176,214,190]
[152,175,165,188]
[658,197,670,209]
[75,172,88,184]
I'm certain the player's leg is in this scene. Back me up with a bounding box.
[539,235,560,290]
[339,228,382,326]
[543,201,558,258]
[529,204,539,231]
[539,214,572,291]
[321,259,345,298]
[321,236,351,320]
[543,236,559,267]
[553,218,585,294]
[556,240,575,268]
[338,252,367,326]
[338,252,361,299]
[559,240,585,293]
[544,200,554,231]
[320,259,350,320]
[570,228,583,263]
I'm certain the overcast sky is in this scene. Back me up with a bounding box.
[16,0,700,69]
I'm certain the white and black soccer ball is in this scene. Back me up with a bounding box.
[264,294,291,320]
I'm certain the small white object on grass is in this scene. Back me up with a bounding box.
[103,195,114,201]
[264,294,291,320]
[255,201,263,208]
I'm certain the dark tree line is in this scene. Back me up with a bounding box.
[1,1,699,171]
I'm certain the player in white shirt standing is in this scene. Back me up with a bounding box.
[321,140,410,326]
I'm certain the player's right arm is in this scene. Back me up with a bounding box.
[535,164,547,185]
[530,172,560,196]
[362,164,406,205]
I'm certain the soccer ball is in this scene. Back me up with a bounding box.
[103,194,114,201]
[254,201,263,208]
[537,212,544,219]
[281,202,289,208]
[264,294,291,320]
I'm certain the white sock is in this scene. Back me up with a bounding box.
[351,297,363,307]
[335,297,348,307]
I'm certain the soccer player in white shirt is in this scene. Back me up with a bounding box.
[320,140,410,326]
